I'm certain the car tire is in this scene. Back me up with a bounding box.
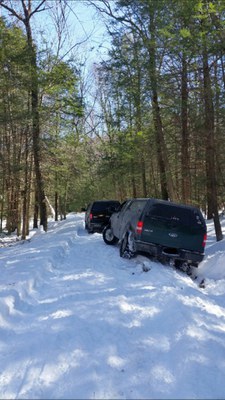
[120,231,136,258]
[103,225,118,245]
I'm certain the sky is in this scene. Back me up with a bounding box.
[33,0,109,64]
[0,212,225,399]
[1,0,109,64]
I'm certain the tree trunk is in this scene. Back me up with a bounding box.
[33,189,39,229]
[203,43,223,241]
[26,29,47,231]
[134,40,147,197]
[147,6,176,201]
[55,191,59,221]
[21,130,29,240]
[181,54,191,204]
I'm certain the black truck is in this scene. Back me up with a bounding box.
[85,200,120,233]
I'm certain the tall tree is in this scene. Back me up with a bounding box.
[0,17,32,235]
[199,1,223,240]
[0,0,48,231]
[90,0,178,200]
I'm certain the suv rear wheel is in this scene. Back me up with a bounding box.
[103,225,118,245]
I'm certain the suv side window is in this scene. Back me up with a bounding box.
[119,200,131,213]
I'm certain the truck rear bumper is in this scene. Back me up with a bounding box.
[136,240,204,264]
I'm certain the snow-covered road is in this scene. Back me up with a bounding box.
[0,213,225,399]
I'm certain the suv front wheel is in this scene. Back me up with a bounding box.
[103,225,118,245]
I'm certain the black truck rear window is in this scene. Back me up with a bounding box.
[92,201,120,213]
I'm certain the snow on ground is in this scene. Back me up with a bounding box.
[0,213,225,399]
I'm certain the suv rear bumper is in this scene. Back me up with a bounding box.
[136,240,204,263]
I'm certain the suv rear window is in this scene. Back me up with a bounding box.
[148,203,204,227]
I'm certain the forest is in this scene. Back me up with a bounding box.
[0,0,224,240]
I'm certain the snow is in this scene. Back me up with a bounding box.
[0,213,225,399]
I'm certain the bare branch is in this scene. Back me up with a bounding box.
[58,38,90,62]
[88,0,146,38]
[30,0,47,19]
[0,0,48,22]
[52,0,97,61]
[0,0,24,21]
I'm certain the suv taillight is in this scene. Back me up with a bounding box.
[90,213,93,220]
[136,221,143,234]
[203,233,207,247]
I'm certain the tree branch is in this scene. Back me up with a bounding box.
[0,0,48,22]
[0,0,23,21]
[30,0,47,19]
[89,0,147,39]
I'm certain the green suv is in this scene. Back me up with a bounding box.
[102,198,207,269]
